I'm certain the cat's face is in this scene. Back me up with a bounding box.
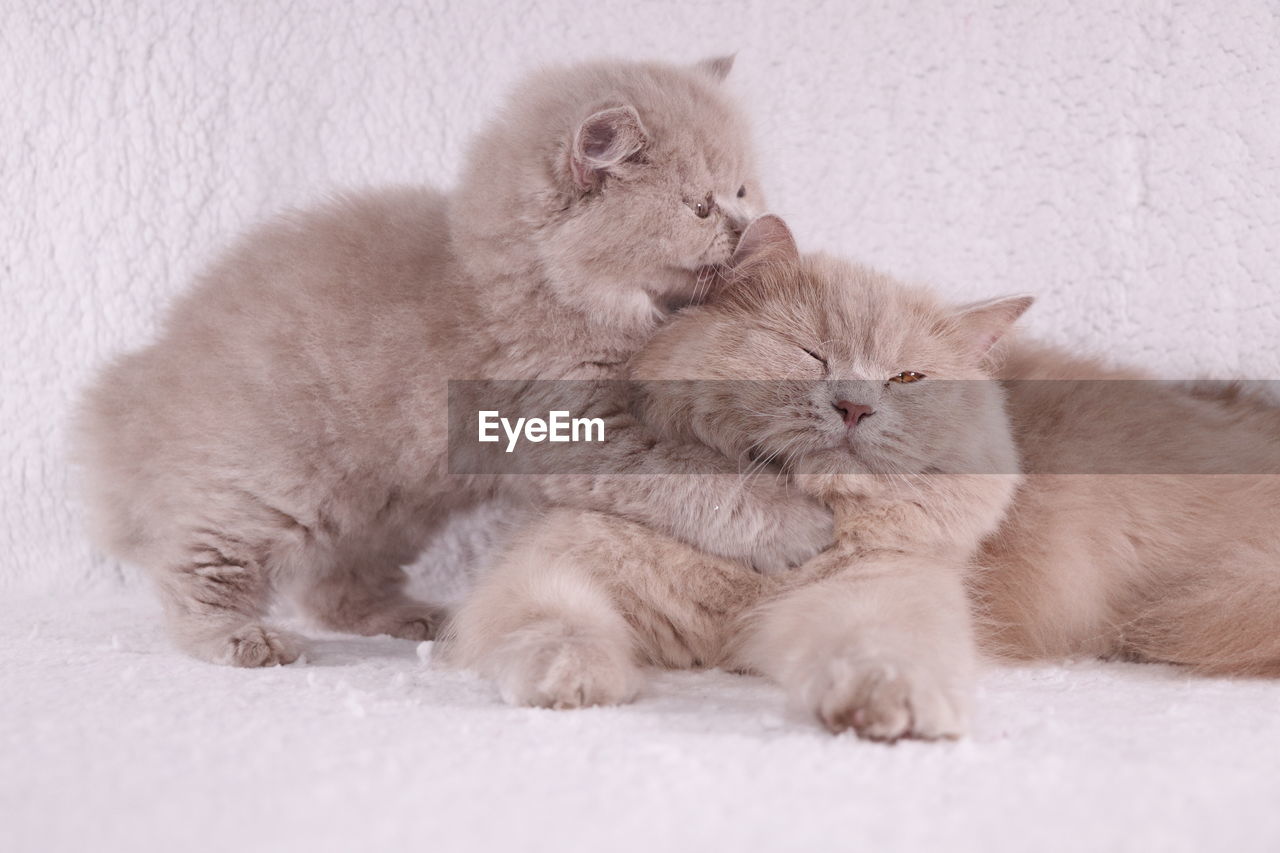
[634,217,1030,477]
[454,57,762,318]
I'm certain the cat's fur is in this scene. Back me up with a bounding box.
[445,217,1027,735]
[73,60,832,667]
[974,349,1280,675]
[446,215,1280,737]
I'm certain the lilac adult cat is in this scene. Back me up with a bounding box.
[449,215,1280,738]
[74,59,832,667]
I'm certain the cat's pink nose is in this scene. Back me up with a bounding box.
[833,401,874,428]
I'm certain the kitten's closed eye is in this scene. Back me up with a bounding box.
[888,371,926,384]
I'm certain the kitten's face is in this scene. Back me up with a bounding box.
[550,60,763,307]
[461,58,763,313]
[635,220,1029,477]
[569,128,761,303]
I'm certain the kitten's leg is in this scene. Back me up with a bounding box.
[150,532,303,667]
[738,551,976,741]
[441,511,643,709]
[296,554,448,642]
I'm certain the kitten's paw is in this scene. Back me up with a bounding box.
[493,627,641,710]
[223,624,304,667]
[802,654,968,741]
[369,602,450,642]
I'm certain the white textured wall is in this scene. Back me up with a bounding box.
[5,1,1279,593]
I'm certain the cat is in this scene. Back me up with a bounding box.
[72,59,832,668]
[973,347,1280,675]
[443,215,1027,733]
[445,214,1280,738]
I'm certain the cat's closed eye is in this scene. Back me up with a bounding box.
[737,185,746,198]
[803,347,828,370]
[888,371,926,384]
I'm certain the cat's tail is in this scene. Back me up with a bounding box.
[1122,564,1280,677]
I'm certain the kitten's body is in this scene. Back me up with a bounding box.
[448,216,1280,737]
[75,61,832,667]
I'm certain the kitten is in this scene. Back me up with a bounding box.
[448,214,1280,736]
[73,59,832,667]
[445,216,1026,732]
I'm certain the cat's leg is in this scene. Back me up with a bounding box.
[441,510,644,709]
[295,552,448,642]
[149,529,304,667]
[1121,561,1280,677]
[737,550,976,741]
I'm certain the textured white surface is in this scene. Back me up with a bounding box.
[4,5,1280,851]
[5,0,1280,594]
[3,595,1279,853]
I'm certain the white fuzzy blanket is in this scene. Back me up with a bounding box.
[4,3,1280,850]
[3,595,1279,852]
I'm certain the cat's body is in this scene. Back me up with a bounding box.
[447,215,1280,737]
[74,60,833,667]
[977,350,1280,674]
[446,217,1027,734]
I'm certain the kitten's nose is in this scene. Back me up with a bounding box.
[833,401,874,428]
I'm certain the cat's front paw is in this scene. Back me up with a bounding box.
[801,653,968,741]
[492,625,641,710]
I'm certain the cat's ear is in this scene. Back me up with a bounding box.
[948,295,1035,357]
[695,54,736,82]
[569,106,648,191]
[728,214,800,275]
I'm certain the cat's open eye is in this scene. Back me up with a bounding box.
[888,371,926,384]
[737,185,746,199]
[803,347,828,368]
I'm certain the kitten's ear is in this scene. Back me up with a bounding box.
[949,295,1035,357]
[729,214,800,274]
[569,106,648,191]
[695,54,736,82]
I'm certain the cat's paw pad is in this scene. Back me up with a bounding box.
[495,630,640,710]
[224,624,304,667]
[805,654,967,742]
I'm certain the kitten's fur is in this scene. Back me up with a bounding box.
[73,60,832,667]
[447,215,1280,736]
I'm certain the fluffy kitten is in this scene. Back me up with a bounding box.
[445,216,1027,735]
[448,215,1280,736]
[73,59,832,667]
